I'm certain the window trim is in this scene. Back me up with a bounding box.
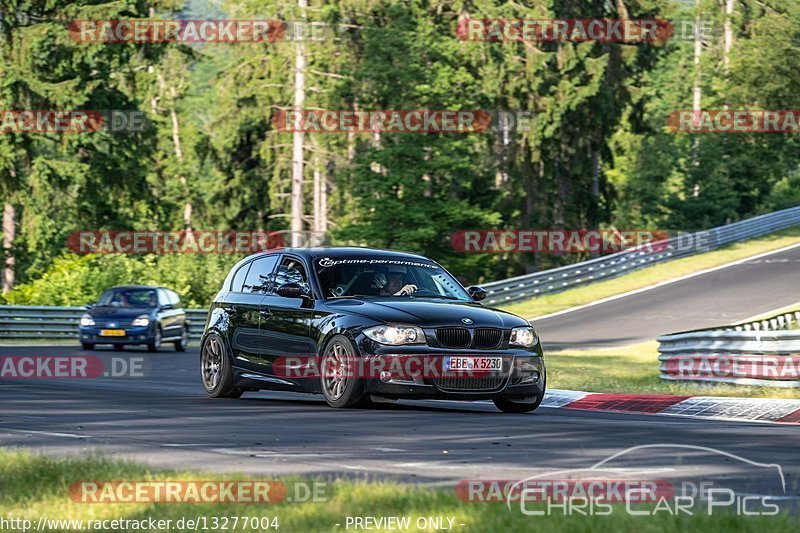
[238,254,280,295]
[273,253,318,300]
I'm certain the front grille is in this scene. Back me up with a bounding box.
[473,328,502,349]
[436,327,471,349]
[434,373,506,392]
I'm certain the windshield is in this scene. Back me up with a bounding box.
[97,288,158,308]
[315,256,471,300]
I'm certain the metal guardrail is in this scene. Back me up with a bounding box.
[482,205,800,305]
[1,206,799,342]
[657,309,800,388]
[0,305,208,341]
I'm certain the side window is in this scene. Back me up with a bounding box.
[270,257,310,295]
[242,255,279,294]
[157,289,170,307]
[169,290,181,307]
[231,262,252,292]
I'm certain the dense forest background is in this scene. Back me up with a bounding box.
[1,0,799,306]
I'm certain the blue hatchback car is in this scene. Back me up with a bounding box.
[79,285,188,352]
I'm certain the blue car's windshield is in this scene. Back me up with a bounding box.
[314,256,471,300]
[97,288,157,308]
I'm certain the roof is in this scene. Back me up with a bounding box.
[284,246,431,261]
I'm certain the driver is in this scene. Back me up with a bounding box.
[379,265,417,296]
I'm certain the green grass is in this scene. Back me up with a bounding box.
[1,449,798,532]
[501,227,800,319]
[547,342,800,399]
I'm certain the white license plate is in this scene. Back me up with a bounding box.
[444,356,502,372]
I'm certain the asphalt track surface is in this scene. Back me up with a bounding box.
[533,244,800,350]
[2,246,800,505]
[1,345,799,505]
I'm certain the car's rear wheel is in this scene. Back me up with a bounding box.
[320,335,369,408]
[201,333,243,399]
[493,394,544,413]
[81,343,94,350]
[174,327,188,352]
[147,328,161,352]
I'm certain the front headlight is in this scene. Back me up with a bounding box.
[132,315,150,327]
[363,324,426,346]
[79,314,95,327]
[510,326,538,348]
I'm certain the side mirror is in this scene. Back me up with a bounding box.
[467,286,487,302]
[276,282,310,299]
[84,303,94,309]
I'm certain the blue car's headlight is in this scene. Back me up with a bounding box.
[80,314,95,327]
[132,315,150,327]
[363,324,426,346]
[510,326,538,348]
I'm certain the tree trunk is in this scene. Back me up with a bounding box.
[291,0,308,247]
[723,0,734,74]
[691,0,703,189]
[158,73,193,233]
[2,202,15,294]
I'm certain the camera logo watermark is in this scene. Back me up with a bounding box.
[485,444,788,517]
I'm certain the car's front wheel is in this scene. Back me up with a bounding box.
[320,335,369,408]
[201,333,243,399]
[493,394,544,413]
[147,328,161,352]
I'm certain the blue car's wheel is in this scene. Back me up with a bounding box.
[147,328,161,352]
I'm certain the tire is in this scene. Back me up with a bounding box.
[114,344,124,351]
[174,327,188,352]
[147,327,162,352]
[320,335,369,408]
[493,394,544,413]
[81,343,95,350]
[201,333,243,399]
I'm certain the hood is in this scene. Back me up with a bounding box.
[325,298,529,328]
[87,306,155,319]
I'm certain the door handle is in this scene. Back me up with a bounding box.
[259,308,273,319]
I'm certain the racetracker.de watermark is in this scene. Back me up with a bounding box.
[67,230,327,254]
[456,18,673,42]
[271,355,541,382]
[68,480,326,504]
[67,19,330,43]
[662,355,800,380]
[451,230,670,254]
[0,356,147,379]
[668,110,800,133]
[0,110,147,134]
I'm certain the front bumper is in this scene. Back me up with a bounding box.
[359,347,545,401]
[79,325,153,345]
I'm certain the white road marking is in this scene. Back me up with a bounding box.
[529,241,800,322]
[12,429,90,439]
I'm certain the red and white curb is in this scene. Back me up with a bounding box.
[542,389,800,424]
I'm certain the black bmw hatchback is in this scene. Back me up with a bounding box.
[201,248,545,413]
